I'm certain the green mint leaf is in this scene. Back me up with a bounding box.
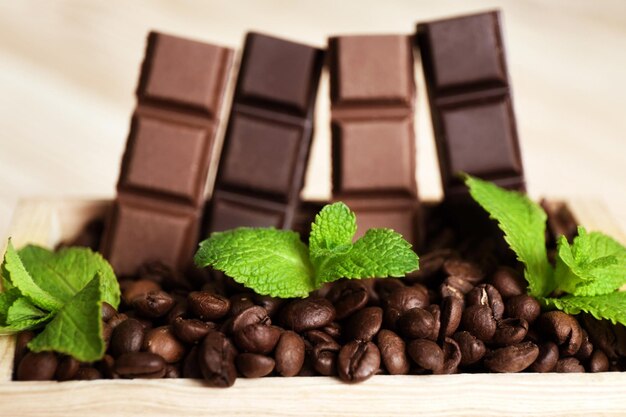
[195,228,315,298]
[18,245,120,309]
[0,288,20,324]
[464,175,554,297]
[315,228,419,286]
[555,227,626,296]
[543,292,626,326]
[28,274,105,362]
[3,240,63,312]
[0,297,52,334]
[309,202,357,259]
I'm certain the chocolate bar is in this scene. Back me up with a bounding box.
[206,32,324,232]
[417,10,525,198]
[101,32,234,275]
[328,35,421,246]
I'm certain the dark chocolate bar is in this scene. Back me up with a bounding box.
[417,11,525,197]
[328,35,421,247]
[102,32,234,275]
[206,32,324,232]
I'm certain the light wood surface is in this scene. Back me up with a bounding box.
[0,0,625,244]
[0,197,624,416]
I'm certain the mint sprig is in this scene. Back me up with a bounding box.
[195,202,419,298]
[464,174,626,325]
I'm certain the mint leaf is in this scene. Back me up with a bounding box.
[0,288,20,324]
[0,298,52,333]
[314,228,419,286]
[464,175,554,297]
[18,245,120,309]
[555,227,626,296]
[309,202,356,258]
[543,292,626,326]
[195,228,315,298]
[3,240,63,312]
[28,274,105,362]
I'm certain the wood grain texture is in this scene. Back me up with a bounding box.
[0,198,624,416]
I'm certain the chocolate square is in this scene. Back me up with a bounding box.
[208,194,284,232]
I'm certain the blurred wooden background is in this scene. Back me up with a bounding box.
[0,0,625,242]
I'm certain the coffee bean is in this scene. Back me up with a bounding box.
[110,318,145,357]
[407,339,443,373]
[198,331,237,387]
[397,307,434,339]
[442,276,474,296]
[166,298,189,324]
[555,357,585,373]
[589,350,609,373]
[74,367,102,380]
[115,352,166,378]
[484,341,539,373]
[143,326,186,363]
[327,280,369,320]
[230,306,270,334]
[304,329,338,347]
[173,317,215,344]
[453,331,486,366]
[383,286,429,329]
[132,290,175,318]
[311,342,339,376]
[346,307,383,341]
[274,331,305,377]
[322,322,342,339]
[107,313,128,330]
[439,296,464,339]
[229,293,256,317]
[530,342,559,373]
[575,330,594,361]
[438,337,462,374]
[490,267,525,299]
[98,354,118,379]
[466,284,504,320]
[280,298,335,332]
[56,356,80,381]
[13,331,35,370]
[539,311,583,356]
[233,324,281,353]
[122,279,161,305]
[462,305,496,342]
[337,340,381,383]
[188,291,230,321]
[426,305,441,341]
[182,346,202,379]
[236,353,275,378]
[505,294,540,324]
[17,352,58,381]
[443,259,484,284]
[164,364,181,378]
[580,314,626,359]
[377,330,409,375]
[101,302,116,322]
[409,249,453,282]
[492,318,528,346]
[439,282,465,300]
[374,278,406,301]
[253,294,284,318]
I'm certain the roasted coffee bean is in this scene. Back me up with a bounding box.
[132,290,175,318]
[466,284,504,320]
[322,322,342,339]
[280,298,335,332]
[453,331,486,366]
[439,296,464,339]
[74,367,102,380]
[530,342,559,373]
[188,291,230,321]
[56,356,80,381]
[377,330,409,375]
[505,294,540,324]
[229,293,256,317]
[13,330,35,370]
[164,364,181,378]
[304,330,338,347]
[397,307,434,339]
[555,357,585,373]
[426,305,441,341]
[443,259,484,284]
[110,318,144,357]
[122,279,161,305]
[490,267,525,299]
[483,341,539,373]
[461,305,496,342]
[101,302,116,322]
[236,353,275,378]
[98,354,118,379]
[581,314,626,359]
[346,307,383,341]
[173,317,215,344]
[410,249,454,283]
[16,352,57,381]
[540,311,583,356]
[198,331,237,387]
[442,276,474,296]
[253,294,284,318]
[115,352,166,378]
[575,330,594,361]
[311,343,339,376]
[383,286,429,329]
[589,350,610,373]
[124,311,153,330]
[107,313,128,330]
[337,340,381,383]
[275,331,305,377]
[143,326,186,363]
[233,324,281,354]
[438,337,462,374]
[327,280,369,320]
[230,306,270,334]
[102,322,113,344]
[182,346,202,379]
[166,298,189,324]
[407,339,444,373]
[492,318,528,346]
[374,278,406,301]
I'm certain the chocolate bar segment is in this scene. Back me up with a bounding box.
[207,32,324,232]
[417,11,525,197]
[102,32,234,276]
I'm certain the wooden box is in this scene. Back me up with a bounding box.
[0,198,625,417]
